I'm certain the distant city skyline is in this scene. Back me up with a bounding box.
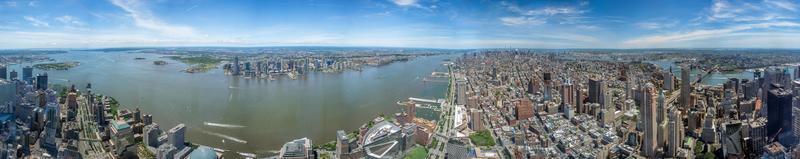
[0,0,799,49]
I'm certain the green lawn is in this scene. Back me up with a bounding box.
[404,146,428,159]
[469,130,496,146]
[168,56,222,65]
[313,141,337,151]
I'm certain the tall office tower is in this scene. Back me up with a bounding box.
[702,107,717,143]
[9,70,17,80]
[255,61,262,75]
[625,80,632,100]
[767,87,793,145]
[0,65,6,80]
[168,124,187,149]
[730,78,740,94]
[543,72,552,101]
[664,67,674,92]
[748,118,768,155]
[36,73,48,90]
[561,78,575,109]
[641,83,658,158]
[657,90,666,124]
[527,79,539,94]
[739,98,757,119]
[456,81,467,105]
[22,66,33,83]
[470,109,484,131]
[575,84,584,114]
[95,99,106,129]
[743,80,758,99]
[144,124,162,148]
[588,78,605,107]
[604,91,613,111]
[232,56,240,76]
[680,66,691,108]
[336,130,358,159]
[795,65,800,80]
[245,62,252,71]
[687,110,700,136]
[405,102,416,120]
[666,108,682,157]
[491,68,497,80]
[763,68,791,100]
[516,99,534,120]
[41,103,59,155]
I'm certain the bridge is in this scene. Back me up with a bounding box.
[666,70,711,108]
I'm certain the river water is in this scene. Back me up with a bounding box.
[647,60,796,86]
[8,51,453,153]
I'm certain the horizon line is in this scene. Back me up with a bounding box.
[2,45,800,51]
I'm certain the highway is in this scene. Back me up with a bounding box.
[428,65,456,159]
[76,95,109,158]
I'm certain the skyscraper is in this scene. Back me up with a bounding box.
[9,70,17,80]
[664,67,674,92]
[702,106,717,143]
[470,109,484,131]
[405,102,416,120]
[767,86,793,144]
[144,124,162,148]
[680,66,690,111]
[23,66,33,83]
[232,56,241,76]
[575,84,584,114]
[527,79,539,95]
[561,78,575,109]
[642,83,657,158]
[543,72,552,101]
[657,90,666,124]
[168,124,187,149]
[588,78,605,107]
[516,99,533,120]
[36,73,48,90]
[666,107,682,157]
[0,65,6,80]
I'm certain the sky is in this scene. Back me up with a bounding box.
[0,0,798,49]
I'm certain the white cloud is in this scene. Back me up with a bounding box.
[577,25,599,30]
[765,0,797,11]
[185,4,199,12]
[23,16,49,27]
[55,15,84,26]
[499,2,588,26]
[501,1,586,16]
[5,1,17,7]
[526,7,585,16]
[624,21,800,47]
[391,0,418,7]
[706,0,797,22]
[110,0,195,37]
[500,17,545,26]
[636,20,678,30]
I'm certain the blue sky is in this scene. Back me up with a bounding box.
[0,0,798,49]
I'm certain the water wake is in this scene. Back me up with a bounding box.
[204,122,246,128]
[200,130,248,144]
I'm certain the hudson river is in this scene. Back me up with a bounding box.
[9,51,454,153]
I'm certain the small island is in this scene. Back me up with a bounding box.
[166,56,221,73]
[153,60,168,65]
[33,61,80,70]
